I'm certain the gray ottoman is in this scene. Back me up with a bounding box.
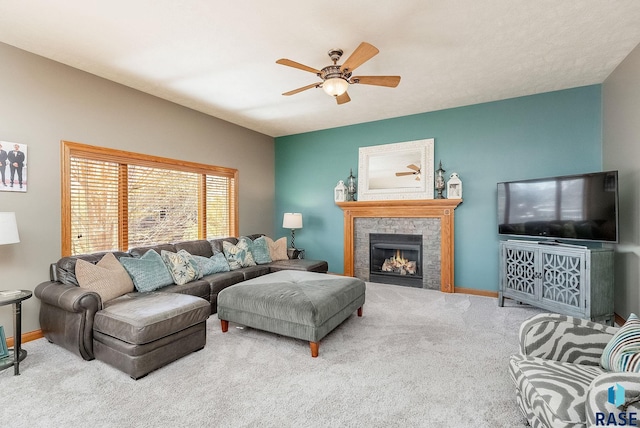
[217,270,365,357]
[93,292,210,379]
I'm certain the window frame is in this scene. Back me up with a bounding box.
[61,140,239,256]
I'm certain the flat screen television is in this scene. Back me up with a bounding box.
[497,170,619,243]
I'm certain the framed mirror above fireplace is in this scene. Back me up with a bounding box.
[357,138,434,201]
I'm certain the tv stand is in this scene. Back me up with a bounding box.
[498,240,614,325]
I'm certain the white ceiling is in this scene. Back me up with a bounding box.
[1,1,639,138]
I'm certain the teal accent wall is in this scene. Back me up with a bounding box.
[275,85,603,291]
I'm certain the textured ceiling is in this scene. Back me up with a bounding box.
[1,1,639,137]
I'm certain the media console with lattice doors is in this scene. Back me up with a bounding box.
[498,240,614,325]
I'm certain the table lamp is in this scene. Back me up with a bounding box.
[0,212,20,246]
[282,213,303,249]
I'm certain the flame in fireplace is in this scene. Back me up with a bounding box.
[382,249,417,275]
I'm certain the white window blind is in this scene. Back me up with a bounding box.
[127,165,199,248]
[69,157,120,255]
[63,141,238,256]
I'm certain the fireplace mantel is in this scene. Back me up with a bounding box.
[336,199,462,293]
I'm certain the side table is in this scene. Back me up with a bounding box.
[287,248,305,260]
[0,290,32,375]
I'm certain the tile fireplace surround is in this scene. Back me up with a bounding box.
[336,200,462,292]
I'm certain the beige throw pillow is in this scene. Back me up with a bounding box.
[267,236,288,261]
[76,253,134,307]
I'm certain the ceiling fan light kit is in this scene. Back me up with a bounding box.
[277,42,400,104]
[322,77,349,97]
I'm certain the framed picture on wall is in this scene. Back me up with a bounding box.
[0,141,28,193]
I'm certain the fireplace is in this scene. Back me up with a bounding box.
[336,199,462,292]
[369,233,423,288]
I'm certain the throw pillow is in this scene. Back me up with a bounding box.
[252,236,273,264]
[223,239,256,270]
[267,236,288,261]
[76,253,134,307]
[161,249,200,286]
[601,313,640,372]
[120,249,174,292]
[192,252,230,276]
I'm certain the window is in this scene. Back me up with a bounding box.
[62,141,238,256]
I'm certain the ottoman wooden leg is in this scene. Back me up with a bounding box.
[221,320,229,332]
[357,307,363,317]
[310,341,319,358]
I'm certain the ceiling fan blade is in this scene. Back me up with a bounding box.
[336,92,351,105]
[276,59,321,75]
[395,172,415,177]
[340,42,379,73]
[352,75,401,87]
[282,82,321,96]
[407,164,420,172]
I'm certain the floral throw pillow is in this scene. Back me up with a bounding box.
[223,239,256,270]
[160,249,199,286]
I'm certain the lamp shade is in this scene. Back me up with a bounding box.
[0,212,20,245]
[282,213,303,229]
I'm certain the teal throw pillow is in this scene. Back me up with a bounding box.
[161,249,200,285]
[223,238,256,270]
[601,313,640,372]
[120,249,174,292]
[192,252,230,276]
[252,236,272,264]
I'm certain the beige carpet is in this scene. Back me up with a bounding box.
[1,282,544,427]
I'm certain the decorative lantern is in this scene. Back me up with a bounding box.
[447,173,462,199]
[435,161,446,199]
[346,169,357,201]
[334,180,347,202]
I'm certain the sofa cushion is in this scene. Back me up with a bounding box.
[161,249,200,285]
[157,279,211,301]
[601,313,640,372]
[128,243,177,259]
[120,249,174,292]
[209,237,238,254]
[95,292,210,345]
[251,236,272,264]
[223,238,256,270]
[174,239,214,258]
[509,354,605,426]
[266,236,288,261]
[76,253,134,307]
[192,252,230,276]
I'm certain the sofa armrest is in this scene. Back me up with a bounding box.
[34,281,101,360]
[35,280,101,313]
[586,372,640,426]
[519,313,618,365]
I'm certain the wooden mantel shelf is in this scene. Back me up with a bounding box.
[336,199,462,293]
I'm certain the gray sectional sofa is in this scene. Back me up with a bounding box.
[35,234,328,376]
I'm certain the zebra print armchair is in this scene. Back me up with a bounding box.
[509,313,640,428]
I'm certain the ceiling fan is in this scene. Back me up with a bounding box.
[276,42,401,105]
[395,164,421,181]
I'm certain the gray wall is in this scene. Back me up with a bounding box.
[0,42,275,334]
[603,42,640,318]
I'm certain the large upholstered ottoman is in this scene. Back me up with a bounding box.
[217,270,365,357]
[93,292,210,379]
